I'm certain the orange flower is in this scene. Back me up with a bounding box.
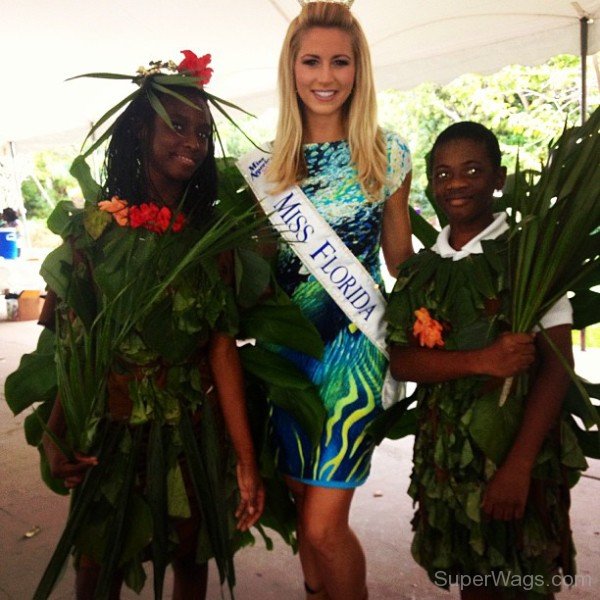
[98,196,129,226]
[413,307,445,348]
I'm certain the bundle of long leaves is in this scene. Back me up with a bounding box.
[506,110,600,333]
[5,157,327,599]
[496,107,600,425]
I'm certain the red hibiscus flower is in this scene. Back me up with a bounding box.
[128,203,186,234]
[130,203,159,229]
[177,50,213,86]
[153,206,172,234]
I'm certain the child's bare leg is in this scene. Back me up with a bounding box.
[172,556,208,600]
[75,555,122,600]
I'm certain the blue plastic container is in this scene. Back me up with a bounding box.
[0,228,18,259]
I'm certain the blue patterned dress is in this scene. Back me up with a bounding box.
[270,131,411,488]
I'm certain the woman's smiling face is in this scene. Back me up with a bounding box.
[432,138,506,229]
[294,26,355,125]
[147,94,212,202]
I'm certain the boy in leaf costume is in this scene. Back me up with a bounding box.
[386,122,585,599]
[12,52,267,599]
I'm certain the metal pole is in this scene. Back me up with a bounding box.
[579,15,588,351]
[8,141,30,253]
[580,16,589,125]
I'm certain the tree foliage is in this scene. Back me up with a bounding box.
[378,55,595,217]
[20,150,79,219]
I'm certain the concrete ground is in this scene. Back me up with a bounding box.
[1,317,599,599]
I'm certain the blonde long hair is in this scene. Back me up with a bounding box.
[267,2,386,198]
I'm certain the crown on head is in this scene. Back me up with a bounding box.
[297,0,355,8]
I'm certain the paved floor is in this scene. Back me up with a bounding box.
[1,319,598,600]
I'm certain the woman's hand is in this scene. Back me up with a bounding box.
[44,440,98,489]
[478,332,536,378]
[234,461,265,531]
[482,461,531,521]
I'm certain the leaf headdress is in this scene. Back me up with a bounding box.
[69,49,258,160]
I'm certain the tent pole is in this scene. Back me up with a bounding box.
[580,16,589,126]
[8,141,30,253]
[579,15,589,352]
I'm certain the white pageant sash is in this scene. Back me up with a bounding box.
[237,148,388,355]
[237,149,404,408]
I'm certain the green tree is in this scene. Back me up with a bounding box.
[379,55,594,218]
[20,150,78,219]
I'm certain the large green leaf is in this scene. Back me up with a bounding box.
[239,346,314,390]
[234,247,271,308]
[410,206,438,248]
[240,346,326,445]
[570,289,600,329]
[141,298,198,363]
[38,446,69,496]
[39,244,73,300]
[65,262,98,332]
[469,390,524,465]
[240,304,323,359]
[23,400,55,446]
[563,377,600,430]
[366,395,417,445]
[4,329,57,415]
[255,476,297,550]
[268,385,326,447]
[566,416,600,460]
[46,201,81,237]
[469,254,498,299]
[70,155,101,204]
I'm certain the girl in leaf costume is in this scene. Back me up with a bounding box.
[386,122,585,599]
[38,52,264,599]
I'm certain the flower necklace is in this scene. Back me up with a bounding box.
[98,196,185,234]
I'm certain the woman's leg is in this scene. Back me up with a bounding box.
[287,477,367,600]
[172,556,208,600]
[286,477,329,599]
[75,556,122,600]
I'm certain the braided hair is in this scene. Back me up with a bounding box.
[100,82,217,229]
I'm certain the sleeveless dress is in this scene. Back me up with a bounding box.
[270,131,411,488]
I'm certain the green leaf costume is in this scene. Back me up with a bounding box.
[5,179,318,597]
[386,227,587,597]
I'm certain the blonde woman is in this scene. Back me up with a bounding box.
[265,2,412,599]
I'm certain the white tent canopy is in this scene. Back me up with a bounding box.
[1,0,599,144]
